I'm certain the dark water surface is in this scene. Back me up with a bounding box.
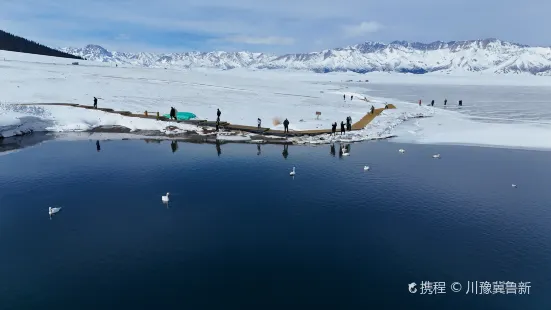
[1,139,550,310]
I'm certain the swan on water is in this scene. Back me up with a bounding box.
[49,207,62,216]
[399,149,405,153]
[432,154,441,159]
[364,166,370,171]
[162,192,170,202]
[290,167,296,176]
[512,184,517,188]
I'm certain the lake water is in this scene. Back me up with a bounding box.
[359,83,551,124]
[1,138,550,310]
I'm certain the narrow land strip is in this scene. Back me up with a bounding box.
[14,103,396,136]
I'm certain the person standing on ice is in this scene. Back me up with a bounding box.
[370,105,375,114]
[343,94,346,101]
[418,99,422,106]
[431,100,434,107]
[93,97,98,109]
[331,122,337,136]
[257,118,261,129]
[340,121,346,135]
[459,100,463,106]
[283,118,290,133]
[216,108,221,122]
[444,99,447,106]
[346,116,352,131]
[351,95,354,100]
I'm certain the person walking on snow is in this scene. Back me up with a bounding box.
[431,100,434,107]
[444,99,447,106]
[257,118,262,129]
[331,122,337,136]
[346,116,352,131]
[340,121,346,135]
[216,108,221,122]
[283,118,290,133]
[370,105,375,114]
[93,97,98,109]
[343,94,346,101]
[459,100,463,106]
[351,95,354,100]
[418,99,422,106]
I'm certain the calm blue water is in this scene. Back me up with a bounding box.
[1,139,551,310]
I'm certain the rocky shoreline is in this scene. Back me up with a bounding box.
[0,123,402,154]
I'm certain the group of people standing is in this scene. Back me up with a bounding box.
[419,99,463,107]
[344,94,354,101]
[331,116,353,136]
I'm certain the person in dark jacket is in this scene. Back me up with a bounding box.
[283,118,290,133]
[169,107,176,120]
[340,121,345,135]
[217,108,221,121]
[431,100,434,107]
[343,94,346,101]
[331,122,337,136]
[459,100,463,106]
[444,99,447,106]
[370,105,375,114]
[351,95,354,100]
[93,97,98,109]
[257,118,261,129]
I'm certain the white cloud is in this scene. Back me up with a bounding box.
[223,36,295,45]
[343,21,383,38]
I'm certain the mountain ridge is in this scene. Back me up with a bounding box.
[60,38,551,75]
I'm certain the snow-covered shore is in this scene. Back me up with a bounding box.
[2,50,551,150]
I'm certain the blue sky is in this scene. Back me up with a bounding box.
[1,0,548,54]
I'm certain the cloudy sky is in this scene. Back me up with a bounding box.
[1,0,547,54]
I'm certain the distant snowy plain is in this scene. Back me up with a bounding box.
[1,50,551,150]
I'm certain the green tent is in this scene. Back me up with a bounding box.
[163,112,197,121]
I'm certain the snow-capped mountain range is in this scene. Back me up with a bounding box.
[60,38,551,75]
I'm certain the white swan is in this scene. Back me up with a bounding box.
[432,154,441,159]
[290,167,295,176]
[364,166,370,171]
[399,149,405,153]
[512,184,517,188]
[162,192,170,202]
[49,207,61,216]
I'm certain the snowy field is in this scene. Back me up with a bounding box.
[1,50,551,150]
